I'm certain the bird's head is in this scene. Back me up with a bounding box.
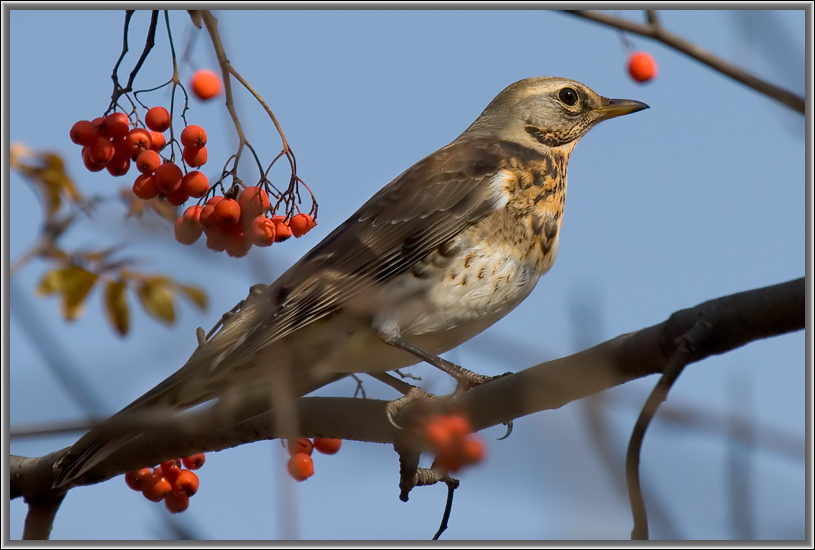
[461,76,648,150]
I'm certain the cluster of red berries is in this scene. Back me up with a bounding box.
[286,437,342,482]
[628,51,658,83]
[423,412,485,473]
[174,185,317,257]
[69,107,211,205]
[124,453,205,514]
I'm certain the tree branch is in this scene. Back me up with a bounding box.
[11,278,804,537]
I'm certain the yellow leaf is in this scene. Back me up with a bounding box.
[178,284,208,311]
[137,280,176,325]
[104,280,130,336]
[60,266,98,320]
[37,268,69,296]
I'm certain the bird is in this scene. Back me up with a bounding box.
[53,76,648,487]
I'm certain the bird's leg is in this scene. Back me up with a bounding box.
[369,372,435,429]
[379,334,493,390]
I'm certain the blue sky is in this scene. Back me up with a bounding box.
[7,8,808,541]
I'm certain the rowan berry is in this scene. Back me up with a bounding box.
[180,125,207,149]
[102,112,130,140]
[181,454,206,470]
[145,106,171,132]
[274,218,293,242]
[164,490,190,513]
[173,470,200,497]
[142,473,172,502]
[628,51,658,83]
[70,120,98,146]
[136,150,161,174]
[191,69,222,100]
[149,131,167,151]
[288,438,314,457]
[132,174,158,200]
[287,453,315,481]
[214,198,241,227]
[313,437,342,455]
[125,468,153,491]
[289,213,317,238]
[81,147,106,172]
[249,215,276,247]
[124,128,152,156]
[87,136,115,166]
[224,228,252,258]
[182,146,208,167]
[164,185,190,206]
[238,186,270,220]
[182,171,210,198]
[153,162,184,194]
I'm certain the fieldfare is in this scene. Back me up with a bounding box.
[54,76,648,486]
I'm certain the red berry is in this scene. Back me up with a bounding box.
[105,155,131,177]
[238,186,270,220]
[173,470,200,497]
[164,490,190,513]
[81,147,105,172]
[287,453,315,481]
[149,131,167,151]
[313,438,342,455]
[460,435,486,466]
[145,106,171,132]
[87,136,115,166]
[175,213,203,245]
[274,219,293,242]
[132,174,158,200]
[249,215,276,247]
[102,112,130,140]
[159,460,182,485]
[180,125,207,149]
[70,120,98,146]
[164,185,190,206]
[153,162,184,194]
[124,128,152,156]
[136,150,161,174]
[214,198,241,227]
[182,171,210,198]
[224,227,252,258]
[288,438,314,457]
[628,51,658,83]
[142,473,172,502]
[181,454,206,470]
[125,468,153,491]
[289,213,317,238]
[191,69,222,101]
[425,421,453,451]
[182,146,208,167]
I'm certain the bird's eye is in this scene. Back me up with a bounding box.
[558,87,579,106]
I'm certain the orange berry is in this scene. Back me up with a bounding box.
[153,162,183,194]
[145,106,171,132]
[124,128,152,156]
[182,171,209,198]
[238,186,270,220]
[142,473,172,502]
[628,51,657,83]
[181,454,206,470]
[424,421,453,451]
[164,185,190,206]
[136,150,161,174]
[191,69,222,101]
[149,131,167,151]
[173,470,200,497]
[125,468,153,491]
[180,125,207,149]
[164,490,190,513]
[132,174,158,200]
[224,227,252,258]
[199,203,219,232]
[183,146,208,167]
[434,446,465,473]
[105,155,131,177]
[313,437,342,455]
[249,215,276,247]
[81,147,105,172]
[460,435,485,466]
[159,460,182,485]
[274,219,293,242]
[287,453,315,481]
[288,438,314,457]
[441,413,472,438]
[289,213,316,238]
[175,214,203,245]
[214,198,241,227]
[70,120,98,146]
[87,136,115,166]
[102,112,130,140]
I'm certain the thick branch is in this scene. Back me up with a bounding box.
[11,278,804,510]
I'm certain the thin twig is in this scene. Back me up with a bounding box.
[563,10,805,114]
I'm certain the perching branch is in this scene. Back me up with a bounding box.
[11,277,804,540]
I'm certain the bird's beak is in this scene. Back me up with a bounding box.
[596,98,650,121]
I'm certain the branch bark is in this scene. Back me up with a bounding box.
[10,277,804,537]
